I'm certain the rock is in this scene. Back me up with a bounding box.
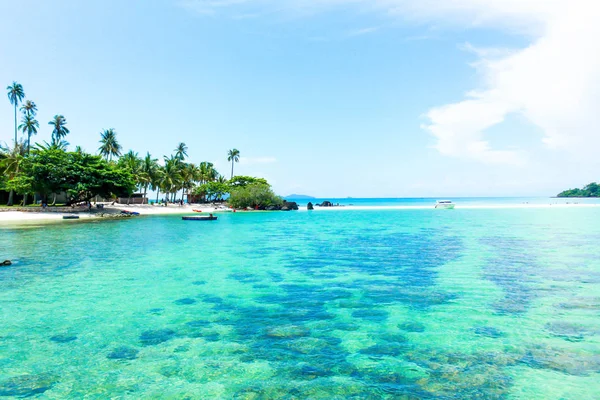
[107,346,139,360]
[307,202,314,210]
[1,260,12,266]
[174,297,197,305]
[319,201,333,207]
[280,201,299,211]
[50,334,77,343]
[0,374,55,397]
[139,328,176,346]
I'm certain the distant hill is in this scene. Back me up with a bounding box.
[285,194,316,199]
[557,182,599,197]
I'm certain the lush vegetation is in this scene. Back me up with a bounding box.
[2,81,281,208]
[228,183,283,209]
[557,182,600,197]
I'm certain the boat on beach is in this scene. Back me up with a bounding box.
[62,215,80,220]
[435,200,455,209]
[182,215,218,221]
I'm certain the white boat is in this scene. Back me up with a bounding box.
[435,200,455,209]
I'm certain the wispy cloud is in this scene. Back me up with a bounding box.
[177,0,600,166]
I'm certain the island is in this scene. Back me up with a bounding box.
[557,182,599,197]
[285,194,316,200]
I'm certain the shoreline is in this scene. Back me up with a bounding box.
[1,202,599,224]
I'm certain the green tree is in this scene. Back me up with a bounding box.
[161,156,182,203]
[228,182,282,210]
[227,148,240,179]
[20,100,37,117]
[21,147,135,205]
[18,114,39,154]
[229,175,268,188]
[118,150,142,204]
[48,115,70,146]
[6,82,25,144]
[175,142,188,161]
[0,141,26,206]
[194,181,229,202]
[139,152,158,204]
[98,128,122,161]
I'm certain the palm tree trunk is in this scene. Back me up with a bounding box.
[143,185,148,205]
[23,193,28,206]
[7,190,14,206]
[27,133,31,154]
[51,193,57,206]
[156,189,160,204]
[14,105,17,144]
[231,161,234,179]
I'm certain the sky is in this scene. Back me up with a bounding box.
[1,0,598,197]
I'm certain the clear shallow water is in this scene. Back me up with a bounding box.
[285,197,600,207]
[1,208,600,399]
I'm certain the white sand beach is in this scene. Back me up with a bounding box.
[1,202,599,223]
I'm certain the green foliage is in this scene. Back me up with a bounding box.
[229,175,268,188]
[557,182,600,197]
[227,183,283,209]
[21,148,136,204]
[193,181,229,202]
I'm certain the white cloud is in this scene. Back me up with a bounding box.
[421,0,600,164]
[239,156,277,165]
[180,0,600,165]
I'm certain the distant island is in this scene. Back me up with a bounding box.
[557,182,599,197]
[285,194,316,199]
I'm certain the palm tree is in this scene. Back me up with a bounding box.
[161,156,182,203]
[0,141,26,206]
[175,142,188,161]
[119,150,142,204]
[48,115,69,145]
[227,148,240,179]
[139,152,158,204]
[20,100,37,117]
[18,114,39,154]
[7,82,25,144]
[153,166,165,204]
[98,128,122,161]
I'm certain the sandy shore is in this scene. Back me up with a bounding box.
[0,203,231,223]
[1,202,599,223]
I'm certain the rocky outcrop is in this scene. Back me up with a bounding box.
[281,201,299,211]
[307,202,314,210]
[1,260,11,267]
[319,201,333,207]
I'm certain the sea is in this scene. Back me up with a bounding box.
[1,198,600,398]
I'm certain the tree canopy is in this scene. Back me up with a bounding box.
[557,182,600,197]
[19,147,136,205]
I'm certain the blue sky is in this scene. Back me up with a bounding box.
[1,0,598,197]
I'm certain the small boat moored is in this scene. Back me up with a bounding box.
[182,215,218,221]
[435,200,455,209]
[63,215,80,220]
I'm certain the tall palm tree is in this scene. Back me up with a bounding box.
[20,100,37,117]
[227,148,240,179]
[119,150,142,204]
[174,142,188,161]
[18,114,39,154]
[0,141,26,206]
[139,152,158,204]
[98,128,122,161]
[48,115,69,145]
[7,82,25,144]
[153,166,165,204]
[162,156,182,203]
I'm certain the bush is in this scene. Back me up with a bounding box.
[228,183,283,209]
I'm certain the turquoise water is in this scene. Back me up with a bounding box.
[2,208,600,398]
[285,197,600,207]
